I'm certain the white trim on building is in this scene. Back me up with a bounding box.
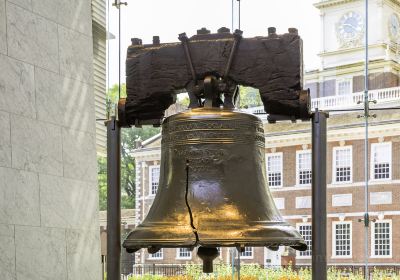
[239,247,254,259]
[336,77,353,96]
[266,152,283,188]
[370,142,392,181]
[332,221,352,259]
[149,165,160,196]
[332,146,353,184]
[296,222,312,259]
[176,248,192,260]
[296,150,312,186]
[371,220,392,259]
[148,249,163,260]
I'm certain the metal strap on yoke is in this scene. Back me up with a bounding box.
[223,30,243,79]
[178,33,197,85]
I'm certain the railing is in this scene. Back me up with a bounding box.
[311,86,400,111]
[128,264,400,277]
[243,86,400,115]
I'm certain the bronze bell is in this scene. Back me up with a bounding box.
[123,106,307,270]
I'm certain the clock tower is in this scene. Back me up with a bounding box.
[305,0,400,99]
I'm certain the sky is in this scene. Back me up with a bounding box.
[107,0,321,88]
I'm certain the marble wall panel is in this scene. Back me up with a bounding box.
[0,0,6,54]
[0,54,35,118]
[6,2,59,72]
[66,229,101,280]
[0,167,40,226]
[15,226,67,280]
[32,0,92,36]
[35,67,95,133]
[58,25,93,83]
[62,128,97,182]
[0,225,16,280]
[11,115,63,176]
[0,111,11,167]
[7,0,31,10]
[40,174,98,229]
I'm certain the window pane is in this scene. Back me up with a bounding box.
[334,147,352,182]
[335,223,351,256]
[267,154,282,187]
[298,152,312,185]
[299,224,312,257]
[150,166,160,195]
[373,222,391,256]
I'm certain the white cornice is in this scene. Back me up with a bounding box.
[283,211,400,220]
[318,44,386,58]
[271,180,400,192]
[305,59,400,81]
[314,0,359,9]
[265,120,400,148]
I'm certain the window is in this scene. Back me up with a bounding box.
[371,143,392,180]
[273,198,285,210]
[297,223,312,258]
[240,247,253,259]
[266,153,283,187]
[332,222,352,258]
[336,78,352,95]
[296,196,311,209]
[176,248,192,259]
[149,165,160,195]
[372,221,392,258]
[332,194,352,207]
[296,150,311,185]
[148,249,163,260]
[332,146,352,183]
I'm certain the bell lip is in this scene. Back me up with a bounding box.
[122,238,307,252]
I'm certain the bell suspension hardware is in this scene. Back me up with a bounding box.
[113,28,313,274]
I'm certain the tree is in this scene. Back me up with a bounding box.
[238,86,263,108]
[98,84,160,210]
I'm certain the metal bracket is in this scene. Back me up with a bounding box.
[112,0,127,8]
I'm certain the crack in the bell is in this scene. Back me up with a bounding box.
[185,159,200,244]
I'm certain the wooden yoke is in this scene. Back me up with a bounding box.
[119,27,310,127]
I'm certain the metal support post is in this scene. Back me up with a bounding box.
[311,110,328,280]
[107,116,121,280]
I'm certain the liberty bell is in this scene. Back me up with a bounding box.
[121,28,309,273]
[123,80,307,272]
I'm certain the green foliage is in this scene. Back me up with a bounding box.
[238,86,263,108]
[98,84,161,211]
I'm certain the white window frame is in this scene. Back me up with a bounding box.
[332,146,353,184]
[266,152,283,188]
[336,78,353,96]
[296,223,312,259]
[371,220,392,258]
[273,197,285,210]
[370,142,392,181]
[176,248,192,260]
[296,150,312,186]
[239,247,254,259]
[332,221,352,259]
[149,165,160,196]
[148,249,163,260]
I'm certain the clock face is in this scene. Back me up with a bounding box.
[389,13,400,40]
[337,11,364,42]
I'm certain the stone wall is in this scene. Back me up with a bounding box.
[0,0,101,279]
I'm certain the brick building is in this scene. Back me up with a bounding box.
[131,0,400,268]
